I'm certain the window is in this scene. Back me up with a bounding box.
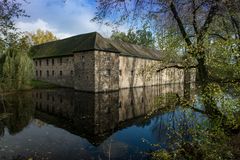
[131,99,134,105]
[52,59,54,65]
[60,70,62,76]
[39,60,42,66]
[107,69,111,76]
[119,70,122,76]
[71,70,73,75]
[40,70,42,77]
[36,70,38,77]
[82,56,85,62]
[60,58,62,65]
[131,70,134,76]
[47,70,49,77]
[52,70,54,76]
[46,59,49,66]
[47,93,50,100]
[35,60,38,66]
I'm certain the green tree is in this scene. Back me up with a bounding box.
[111,24,155,48]
[0,0,34,91]
[2,35,34,90]
[94,0,240,82]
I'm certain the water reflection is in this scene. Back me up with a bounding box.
[0,93,34,136]
[0,83,198,159]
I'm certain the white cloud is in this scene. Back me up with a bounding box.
[16,0,129,39]
[16,19,73,39]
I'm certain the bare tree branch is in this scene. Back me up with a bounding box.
[169,1,192,46]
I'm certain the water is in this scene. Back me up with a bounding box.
[0,83,207,160]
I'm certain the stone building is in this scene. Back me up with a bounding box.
[31,32,196,92]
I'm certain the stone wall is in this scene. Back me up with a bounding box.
[119,56,196,89]
[74,51,95,91]
[34,50,196,92]
[94,51,119,92]
[34,56,74,87]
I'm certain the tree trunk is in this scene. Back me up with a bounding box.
[197,57,208,83]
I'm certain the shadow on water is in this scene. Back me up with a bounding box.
[0,83,205,160]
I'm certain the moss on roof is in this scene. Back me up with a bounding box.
[31,32,162,60]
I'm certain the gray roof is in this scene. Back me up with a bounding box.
[31,32,162,60]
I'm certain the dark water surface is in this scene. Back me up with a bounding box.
[0,83,207,160]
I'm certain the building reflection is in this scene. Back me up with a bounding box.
[31,83,195,145]
[0,83,196,146]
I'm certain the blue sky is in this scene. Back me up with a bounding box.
[16,0,127,39]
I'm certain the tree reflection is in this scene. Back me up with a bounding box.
[151,82,240,159]
[0,92,34,136]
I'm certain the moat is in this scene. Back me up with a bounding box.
[0,83,223,159]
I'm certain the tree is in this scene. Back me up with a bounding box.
[27,29,58,45]
[0,0,27,45]
[93,0,240,82]
[2,35,34,90]
[0,0,34,91]
[111,24,155,48]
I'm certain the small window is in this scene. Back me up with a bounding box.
[52,96,55,102]
[52,70,54,76]
[131,99,134,105]
[60,58,62,65]
[40,70,42,77]
[71,70,73,75]
[107,69,111,76]
[60,70,62,76]
[40,93,42,99]
[36,70,38,77]
[47,70,49,77]
[46,59,49,66]
[82,56,85,62]
[52,59,54,65]
[131,70,134,76]
[39,60,42,66]
[119,70,122,76]
[35,61,38,66]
